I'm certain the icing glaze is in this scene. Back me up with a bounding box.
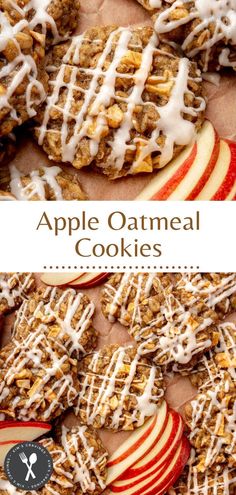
[9,165,64,200]
[0,273,33,309]
[37,27,204,174]
[154,0,236,71]
[0,11,46,124]
[75,345,163,429]
[13,286,95,357]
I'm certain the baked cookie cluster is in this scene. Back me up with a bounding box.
[34,25,205,178]
[101,272,236,367]
[137,0,236,72]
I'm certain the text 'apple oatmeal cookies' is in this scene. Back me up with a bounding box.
[0,322,79,421]
[34,25,205,179]
[170,449,236,495]
[150,0,236,72]
[12,286,97,358]
[74,344,165,431]
[58,425,108,495]
[0,273,35,316]
[0,4,47,137]
[0,164,86,200]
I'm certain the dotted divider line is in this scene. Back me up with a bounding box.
[43,265,200,270]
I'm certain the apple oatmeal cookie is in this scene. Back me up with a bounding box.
[170,449,236,495]
[34,25,205,179]
[150,0,236,72]
[12,286,97,358]
[0,164,86,200]
[0,322,79,421]
[57,425,108,495]
[74,344,165,430]
[0,4,47,136]
[101,272,222,368]
[0,273,35,316]
[184,379,236,470]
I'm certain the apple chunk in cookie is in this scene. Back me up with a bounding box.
[13,286,97,359]
[34,25,205,179]
[74,344,165,431]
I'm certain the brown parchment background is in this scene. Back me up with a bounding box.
[6,0,236,200]
[1,274,236,470]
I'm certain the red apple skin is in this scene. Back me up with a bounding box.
[107,416,158,468]
[121,411,183,480]
[211,140,236,200]
[0,422,51,431]
[110,436,190,495]
[108,404,168,468]
[186,131,220,200]
[69,273,109,288]
[151,143,197,200]
[0,441,22,446]
[140,436,191,495]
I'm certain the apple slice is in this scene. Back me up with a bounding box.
[68,272,109,288]
[196,139,236,200]
[110,436,190,495]
[121,410,183,480]
[0,421,51,442]
[136,121,220,200]
[40,273,84,286]
[106,401,168,486]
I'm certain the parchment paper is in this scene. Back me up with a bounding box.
[5,0,236,200]
[1,273,236,463]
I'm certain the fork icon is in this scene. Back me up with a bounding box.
[19,452,37,481]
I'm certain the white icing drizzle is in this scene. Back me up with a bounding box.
[0,11,46,123]
[174,449,236,495]
[75,345,163,429]
[9,165,64,200]
[154,0,236,71]
[189,377,236,469]
[0,273,33,309]
[0,325,78,420]
[13,286,95,357]
[215,322,236,381]
[175,273,236,309]
[37,27,204,173]
[60,425,107,493]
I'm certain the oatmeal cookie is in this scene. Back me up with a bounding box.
[13,286,97,359]
[74,344,165,430]
[101,272,220,368]
[0,164,86,200]
[0,4,47,136]
[171,450,236,495]
[34,25,205,179]
[0,323,79,421]
[171,273,236,319]
[0,273,35,315]
[151,0,236,72]
[189,322,236,390]
[57,425,108,495]
[0,134,16,166]
[0,437,75,495]
[0,191,16,200]
[185,379,236,470]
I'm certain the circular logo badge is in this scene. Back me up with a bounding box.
[4,441,53,491]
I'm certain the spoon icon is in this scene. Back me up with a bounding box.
[25,452,37,481]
